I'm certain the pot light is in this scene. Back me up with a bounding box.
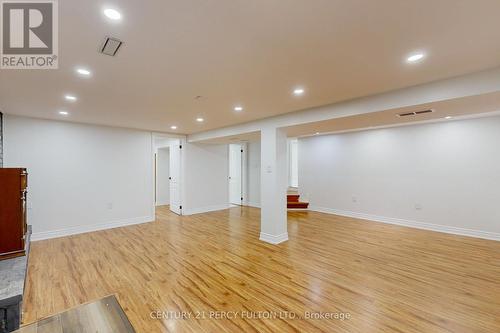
[59,111,69,116]
[65,95,77,101]
[234,106,243,112]
[445,116,452,119]
[170,125,177,130]
[76,68,91,76]
[104,8,121,20]
[406,52,425,63]
[293,88,305,96]
[315,132,320,135]
[196,118,204,122]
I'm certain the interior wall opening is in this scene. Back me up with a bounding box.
[156,147,170,207]
[153,135,183,216]
[229,143,243,206]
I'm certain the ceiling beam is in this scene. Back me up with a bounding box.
[188,66,500,143]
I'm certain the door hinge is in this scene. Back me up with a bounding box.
[241,197,243,201]
[241,149,243,153]
[180,205,182,210]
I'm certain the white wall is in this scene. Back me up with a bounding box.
[288,139,298,188]
[156,147,170,206]
[245,141,261,207]
[228,144,243,205]
[182,143,229,215]
[3,115,154,240]
[299,116,500,239]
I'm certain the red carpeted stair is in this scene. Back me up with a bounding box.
[287,193,309,209]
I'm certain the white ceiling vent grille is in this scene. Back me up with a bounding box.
[397,109,434,117]
[100,37,123,56]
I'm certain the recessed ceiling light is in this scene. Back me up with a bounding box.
[406,52,425,63]
[196,118,204,122]
[65,95,77,101]
[170,125,177,130]
[293,88,305,96]
[445,116,452,119]
[76,68,91,76]
[104,8,121,20]
[234,106,243,112]
[315,132,320,135]
[59,111,69,116]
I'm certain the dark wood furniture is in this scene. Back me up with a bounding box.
[0,168,28,260]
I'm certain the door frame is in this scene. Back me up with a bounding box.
[168,138,183,215]
[155,146,170,207]
[228,142,248,206]
[151,133,186,217]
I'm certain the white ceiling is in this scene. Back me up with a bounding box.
[199,92,500,143]
[2,0,500,134]
[283,92,500,138]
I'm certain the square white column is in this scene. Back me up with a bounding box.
[260,126,288,244]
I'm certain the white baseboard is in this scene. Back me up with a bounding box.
[309,205,500,242]
[31,215,155,241]
[182,204,230,216]
[244,201,261,208]
[259,232,289,244]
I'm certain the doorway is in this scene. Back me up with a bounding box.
[169,139,182,215]
[153,135,183,216]
[228,143,248,206]
[156,147,170,207]
[229,144,243,205]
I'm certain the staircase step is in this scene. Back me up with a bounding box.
[287,202,309,209]
[287,194,300,202]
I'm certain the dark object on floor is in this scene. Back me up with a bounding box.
[13,295,135,333]
[0,227,30,333]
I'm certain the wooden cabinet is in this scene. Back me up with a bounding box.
[0,168,28,260]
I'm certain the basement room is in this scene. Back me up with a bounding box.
[1,1,499,332]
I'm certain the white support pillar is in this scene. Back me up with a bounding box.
[259,126,288,244]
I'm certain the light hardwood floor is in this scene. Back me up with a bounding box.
[23,206,500,332]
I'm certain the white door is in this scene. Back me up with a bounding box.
[156,148,170,206]
[229,144,242,205]
[169,139,182,215]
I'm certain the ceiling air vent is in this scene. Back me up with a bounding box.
[415,109,433,115]
[100,37,123,56]
[397,109,434,117]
